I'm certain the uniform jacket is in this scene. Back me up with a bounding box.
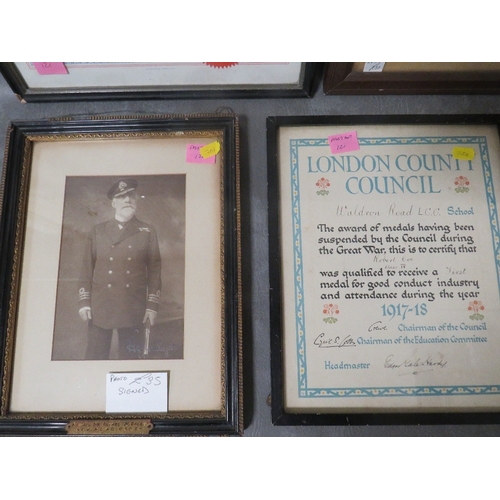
[78,216,162,330]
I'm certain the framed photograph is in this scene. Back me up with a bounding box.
[323,62,500,95]
[0,62,316,101]
[0,114,242,436]
[268,114,500,425]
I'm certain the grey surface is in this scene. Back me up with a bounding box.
[2,72,500,436]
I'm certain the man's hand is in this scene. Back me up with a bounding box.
[143,310,157,326]
[79,307,92,321]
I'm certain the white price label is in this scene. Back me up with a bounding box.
[106,372,168,413]
[363,62,385,72]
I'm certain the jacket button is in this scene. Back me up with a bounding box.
[108,284,112,288]
[128,257,132,261]
[126,284,130,288]
[126,271,130,274]
[109,257,113,261]
[109,270,113,274]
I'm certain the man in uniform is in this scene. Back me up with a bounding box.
[78,178,162,359]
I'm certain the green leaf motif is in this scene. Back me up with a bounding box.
[469,313,485,321]
[323,317,338,324]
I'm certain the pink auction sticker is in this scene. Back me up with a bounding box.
[32,63,68,75]
[328,131,360,155]
[186,144,216,164]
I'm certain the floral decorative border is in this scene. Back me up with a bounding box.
[289,135,500,398]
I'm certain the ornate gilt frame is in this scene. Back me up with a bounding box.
[0,114,242,436]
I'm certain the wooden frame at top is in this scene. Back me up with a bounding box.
[0,114,242,436]
[323,62,500,95]
[0,62,317,102]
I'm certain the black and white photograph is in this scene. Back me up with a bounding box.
[52,174,186,361]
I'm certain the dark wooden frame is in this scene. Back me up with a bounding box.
[0,62,317,102]
[268,113,500,426]
[323,63,500,95]
[0,114,242,436]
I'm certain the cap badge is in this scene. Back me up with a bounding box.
[118,181,127,192]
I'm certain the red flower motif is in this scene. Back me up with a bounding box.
[468,300,485,313]
[323,303,339,315]
[455,176,470,188]
[316,177,331,190]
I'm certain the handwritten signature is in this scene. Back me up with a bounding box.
[384,350,447,375]
[127,342,169,354]
[313,333,356,348]
[368,321,387,332]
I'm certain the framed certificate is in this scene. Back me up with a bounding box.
[323,63,500,95]
[268,114,500,425]
[0,114,242,436]
[0,62,316,101]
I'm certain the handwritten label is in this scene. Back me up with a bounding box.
[363,62,385,72]
[186,144,216,164]
[106,372,168,413]
[32,62,68,75]
[452,147,475,161]
[328,131,360,155]
[200,141,220,158]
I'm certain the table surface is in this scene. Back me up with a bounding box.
[2,70,500,436]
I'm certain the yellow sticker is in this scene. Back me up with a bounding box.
[452,147,475,161]
[200,141,220,159]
